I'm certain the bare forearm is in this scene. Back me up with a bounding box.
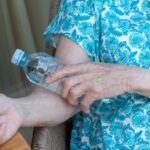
[14,35,89,127]
[15,87,80,127]
[11,35,88,127]
[0,36,89,144]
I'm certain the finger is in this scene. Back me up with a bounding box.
[60,78,81,99]
[80,81,125,113]
[60,73,100,99]
[67,84,88,106]
[46,63,91,83]
[80,93,97,113]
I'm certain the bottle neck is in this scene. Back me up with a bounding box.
[19,53,29,68]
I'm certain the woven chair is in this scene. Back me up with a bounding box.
[31,0,71,150]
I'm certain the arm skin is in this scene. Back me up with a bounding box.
[132,68,150,98]
[46,60,150,112]
[17,35,90,127]
[0,35,89,144]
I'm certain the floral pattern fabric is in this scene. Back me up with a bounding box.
[43,0,150,149]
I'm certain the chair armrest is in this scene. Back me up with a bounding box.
[0,132,31,150]
[31,124,67,150]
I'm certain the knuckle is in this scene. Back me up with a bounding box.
[69,89,76,98]
[62,79,72,88]
[89,90,99,99]
[64,65,73,72]
[68,99,77,106]
[58,66,71,76]
[90,87,98,94]
[68,96,77,106]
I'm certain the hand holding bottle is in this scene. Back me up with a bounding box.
[11,49,63,94]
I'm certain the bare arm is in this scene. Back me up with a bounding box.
[0,35,89,144]
[17,35,90,126]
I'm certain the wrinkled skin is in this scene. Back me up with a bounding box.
[46,62,147,112]
[0,63,148,144]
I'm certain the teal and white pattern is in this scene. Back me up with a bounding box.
[44,0,150,149]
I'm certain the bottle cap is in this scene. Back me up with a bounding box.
[11,49,27,67]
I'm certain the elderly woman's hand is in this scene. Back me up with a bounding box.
[46,63,149,112]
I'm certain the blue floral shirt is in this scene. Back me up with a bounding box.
[44,0,150,149]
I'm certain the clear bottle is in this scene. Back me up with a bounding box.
[11,49,62,93]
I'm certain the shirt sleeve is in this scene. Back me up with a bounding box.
[43,0,97,61]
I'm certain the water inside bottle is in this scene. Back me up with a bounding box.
[26,57,60,93]
[26,59,45,84]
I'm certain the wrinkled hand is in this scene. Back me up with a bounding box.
[0,94,22,145]
[46,63,142,112]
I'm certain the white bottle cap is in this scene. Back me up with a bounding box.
[11,49,26,66]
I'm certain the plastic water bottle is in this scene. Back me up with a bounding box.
[11,49,62,93]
